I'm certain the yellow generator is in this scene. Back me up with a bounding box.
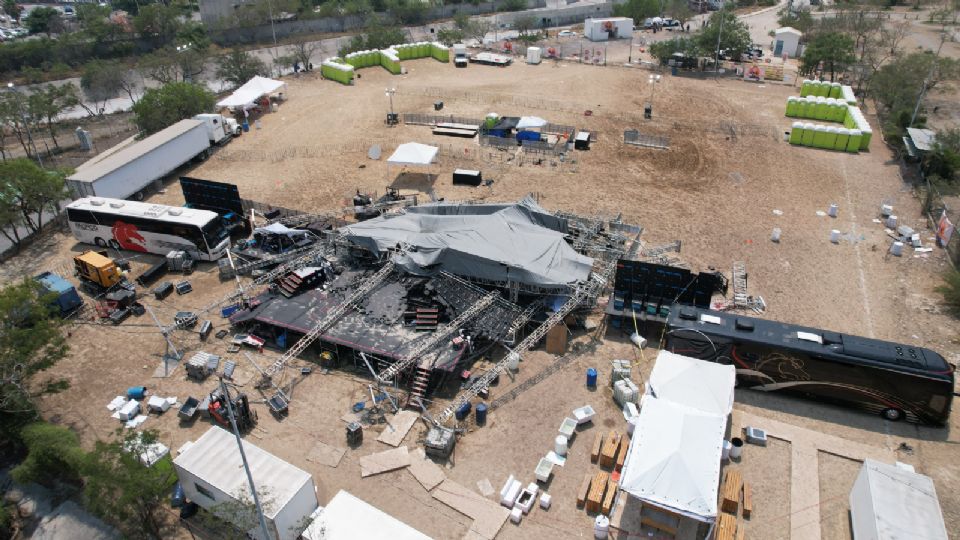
[74,251,123,293]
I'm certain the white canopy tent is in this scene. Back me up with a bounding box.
[302,490,431,540]
[386,142,438,182]
[619,398,726,523]
[217,76,287,109]
[516,116,548,129]
[645,350,736,417]
[849,459,948,540]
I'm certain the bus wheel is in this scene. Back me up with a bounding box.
[881,408,904,422]
[134,191,144,201]
[109,239,121,251]
[94,237,107,247]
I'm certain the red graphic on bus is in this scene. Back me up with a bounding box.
[112,220,147,252]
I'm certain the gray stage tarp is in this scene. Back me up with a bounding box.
[342,197,592,287]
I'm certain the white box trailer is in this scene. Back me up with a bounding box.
[174,427,318,540]
[584,17,634,42]
[67,119,211,201]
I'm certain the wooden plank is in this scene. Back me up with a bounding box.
[376,410,420,447]
[715,513,737,540]
[545,324,568,354]
[601,479,617,515]
[432,479,509,540]
[590,432,603,463]
[586,471,609,513]
[743,481,753,519]
[407,448,446,491]
[735,527,745,540]
[359,446,410,477]
[576,472,593,507]
[599,431,621,468]
[615,436,629,472]
[721,468,742,514]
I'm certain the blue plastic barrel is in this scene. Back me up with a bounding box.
[171,482,185,508]
[455,401,472,421]
[221,304,239,318]
[586,368,598,388]
[475,403,488,426]
[127,386,146,400]
[242,120,250,132]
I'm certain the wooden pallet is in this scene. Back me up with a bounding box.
[586,471,609,513]
[615,436,629,472]
[715,512,737,540]
[721,468,743,514]
[591,432,603,463]
[601,479,617,515]
[576,472,593,507]
[743,481,753,519]
[599,431,621,468]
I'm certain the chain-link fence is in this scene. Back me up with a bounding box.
[624,130,670,149]
[920,179,960,268]
[402,113,486,127]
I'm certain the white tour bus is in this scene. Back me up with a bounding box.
[65,197,230,261]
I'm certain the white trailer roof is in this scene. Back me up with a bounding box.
[68,120,204,184]
[620,398,726,522]
[302,490,432,540]
[849,459,948,540]
[173,426,312,520]
[645,350,736,417]
[217,76,287,109]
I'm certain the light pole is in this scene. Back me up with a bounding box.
[7,83,42,168]
[219,378,271,540]
[713,7,725,78]
[648,74,661,103]
[385,87,397,125]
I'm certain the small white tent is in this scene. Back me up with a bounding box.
[387,142,439,166]
[645,350,736,417]
[619,398,726,522]
[302,490,431,540]
[849,459,948,540]
[217,76,287,109]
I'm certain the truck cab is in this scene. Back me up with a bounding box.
[194,114,241,145]
[74,250,124,294]
[35,272,83,316]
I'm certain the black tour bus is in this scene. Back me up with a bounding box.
[665,306,955,425]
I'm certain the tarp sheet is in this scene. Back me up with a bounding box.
[645,350,736,417]
[254,222,303,237]
[216,76,286,109]
[619,398,725,522]
[341,197,592,288]
[849,459,948,540]
[387,143,438,166]
[516,116,548,129]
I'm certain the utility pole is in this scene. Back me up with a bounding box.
[909,29,946,128]
[267,0,278,46]
[220,378,272,540]
[713,7,725,79]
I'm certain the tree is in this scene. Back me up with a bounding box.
[696,7,752,61]
[24,6,64,36]
[140,46,208,84]
[134,3,182,47]
[0,159,71,233]
[289,38,319,70]
[800,31,855,81]
[82,429,178,540]
[81,60,136,115]
[461,18,493,45]
[338,19,406,55]
[28,84,80,149]
[3,0,22,20]
[513,15,536,35]
[869,52,960,114]
[777,7,814,34]
[11,422,84,487]
[0,279,69,451]
[216,49,268,90]
[649,36,697,64]
[613,0,660,24]
[436,28,464,46]
[387,0,430,24]
[666,0,693,28]
[924,128,960,183]
[499,0,527,11]
[132,82,215,135]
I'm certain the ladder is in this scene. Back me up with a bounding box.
[641,240,682,259]
[408,362,433,407]
[376,291,500,384]
[434,257,617,426]
[732,261,749,306]
[489,353,577,410]
[504,300,542,344]
[259,261,397,383]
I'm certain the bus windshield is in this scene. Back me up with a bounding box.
[202,219,228,248]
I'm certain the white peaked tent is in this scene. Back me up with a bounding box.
[387,142,439,166]
[645,350,736,417]
[217,76,287,109]
[849,459,948,540]
[619,398,726,522]
[516,116,548,129]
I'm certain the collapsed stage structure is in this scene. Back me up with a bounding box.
[227,196,637,411]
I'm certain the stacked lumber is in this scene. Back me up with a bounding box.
[591,432,603,463]
[721,468,742,514]
[716,513,737,540]
[615,436,629,472]
[599,431,621,468]
[742,481,753,519]
[586,471,609,513]
[576,473,593,507]
[601,479,617,515]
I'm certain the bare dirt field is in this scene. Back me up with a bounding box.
[7,57,960,539]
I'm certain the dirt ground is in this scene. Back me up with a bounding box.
[7,57,960,539]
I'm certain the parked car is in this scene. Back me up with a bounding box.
[662,18,681,28]
[558,30,577,38]
[62,6,75,17]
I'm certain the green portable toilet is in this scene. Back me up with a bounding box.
[789,121,804,144]
[829,82,842,98]
[358,50,368,67]
[786,97,798,117]
[860,127,872,150]
[813,97,828,120]
[802,123,816,146]
[812,125,830,148]
[824,126,839,150]
[843,107,856,128]
[419,42,430,57]
[817,81,830,97]
[805,96,818,118]
[800,79,812,97]
[795,97,807,118]
[829,99,845,122]
[835,128,850,151]
[846,129,862,153]
[485,113,499,129]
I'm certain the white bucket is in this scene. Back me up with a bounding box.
[830,230,841,243]
[730,437,744,460]
[885,215,898,228]
[890,241,903,256]
[594,515,610,539]
[721,440,732,460]
[555,435,568,456]
[629,332,647,349]
[880,204,893,217]
[828,203,838,217]
[771,228,782,243]
[506,352,520,371]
